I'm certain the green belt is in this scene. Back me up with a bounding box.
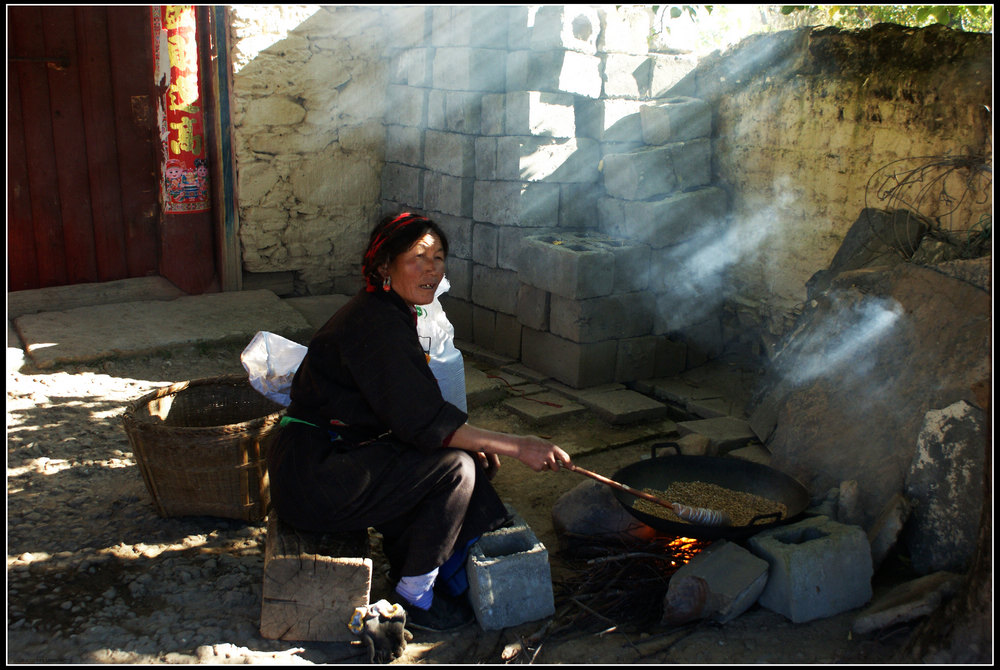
[279,415,318,428]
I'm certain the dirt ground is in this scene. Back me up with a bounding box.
[7,342,917,664]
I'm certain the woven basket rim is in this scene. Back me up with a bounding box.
[122,374,284,433]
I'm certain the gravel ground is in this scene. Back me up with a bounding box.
[7,342,915,665]
[6,344,358,664]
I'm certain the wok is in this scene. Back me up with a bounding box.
[609,443,810,540]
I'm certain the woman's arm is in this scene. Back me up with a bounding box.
[447,423,571,472]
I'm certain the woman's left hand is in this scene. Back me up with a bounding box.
[477,451,501,480]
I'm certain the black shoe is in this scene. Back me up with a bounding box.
[405,591,475,632]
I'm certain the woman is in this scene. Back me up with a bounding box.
[267,212,571,632]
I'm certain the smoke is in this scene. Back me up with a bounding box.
[771,290,906,388]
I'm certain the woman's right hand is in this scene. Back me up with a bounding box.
[514,435,571,473]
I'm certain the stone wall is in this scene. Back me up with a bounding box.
[230,6,388,295]
[669,24,993,358]
[229,8,991,385]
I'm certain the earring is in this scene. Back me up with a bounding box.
[382,276,391,292]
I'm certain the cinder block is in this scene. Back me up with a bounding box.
[558,183,601,229]
[529,5,600,53]
[504,91,576,138]
[748,516,873,623]
[495,137,599,183]
[602,139,711,201]
[430,6,509,49]
[518,233,615,300]
[467,519,556,630]
[521,327,617,388]
[472,181,560,227]
[641,97,712,144]
[550,291,654,343]
[472,265,520,315]
[516,283,550,331]
[507,49,602,98]
[381,163,424,207]
[649,53,699,97]
[433,47,507,92]
[385,125,423,167]
[621,187,728,248]
[603,53,652,99]
[493,312,522,359]
[614,336,658,383]
[427,90,482,134]
[385,84,427,127]
[424,130,476,178]
[260,513,372,642]
[598,6,653,54]
[423,171,473,218]
[472,223,499,268]
[575,98,645,142]
[390,48,433,87]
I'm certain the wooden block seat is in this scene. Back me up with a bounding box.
[260,512,373,641]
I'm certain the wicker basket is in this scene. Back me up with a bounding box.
[121,375,285,522]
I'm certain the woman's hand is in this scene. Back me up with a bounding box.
[476,451,501,480]
[514,435,571,473]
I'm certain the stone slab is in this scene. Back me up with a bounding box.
[851,572,962,635]
[502,392,587,425]
[8,276,185,319]
[284,294,352,334]
[677,416,756,452]
[578,388,668,425]
[14,289,313,369]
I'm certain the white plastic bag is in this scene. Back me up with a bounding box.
[416,277,467,412]
[241,331,307,407]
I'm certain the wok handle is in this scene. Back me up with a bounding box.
[562,462,675,510]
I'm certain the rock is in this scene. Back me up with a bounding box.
[903,400,986,573]
[836,479,863,526]
[755,261,990,536]
[661,540,770,625]
[867,493,913,570]
[551,479,656,550]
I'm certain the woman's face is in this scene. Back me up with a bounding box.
[382,231,446,306]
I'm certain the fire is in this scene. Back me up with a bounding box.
[662,536,711,567]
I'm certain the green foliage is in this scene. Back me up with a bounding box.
[814,5,992,32]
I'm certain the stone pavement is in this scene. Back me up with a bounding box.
[7,278,760,451]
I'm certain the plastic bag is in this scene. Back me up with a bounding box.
[416,276,467,412]
[241,331,307,407]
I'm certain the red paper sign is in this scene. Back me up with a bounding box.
[152,6,210,213]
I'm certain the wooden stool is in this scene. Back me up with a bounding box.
[260,512,372,641]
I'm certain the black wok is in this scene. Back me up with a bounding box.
[610,443,810,541]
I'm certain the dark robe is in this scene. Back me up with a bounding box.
[267,288,509,578]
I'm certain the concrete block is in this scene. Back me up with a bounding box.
[601,139,711,201]
[598,6,653,54]
[385,125,423,167]
[494,137,600,183]
[390,47,432,87]
[260,514,372,642]
[381,163,424,207]
[440,296,473,341]
[614,335,657,383]
[498,226,542,271]
[507,49,602,99]
[430,6,509,49]
[558,183,601,230]
[504,91,576,138]
[502,391,587,425]
[603,53,653,98]
[550,292,654,343]
[516,284,550,331]
[676,416,755,453]
[649,53,699,97]
[464,366,507,408]
[427,90,482,134]
[467,515,555,630]
[662,540,769,625]
[431,213,473,260]
[578,388,668,425]
[480,94,506,136]
[521,327,617,388]
[385,6,428,49]
[473,181,560,227]
[433,47,506,92]
[619,187,729,248]
[472,265,519,315]
[518,233,615,300]
[641,96,712,144]
[385,84,427,127]
[575,98,645,142]
[424,130,475,178]
[493,312,522,359]
[472,223,499,268]
[472,305,496,350]
[529,5,600,53]
[748,516,873,624]
[423,171,473,218]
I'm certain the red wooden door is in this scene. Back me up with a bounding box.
[8,6,161,291]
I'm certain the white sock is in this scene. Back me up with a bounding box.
[395,568,439,610]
